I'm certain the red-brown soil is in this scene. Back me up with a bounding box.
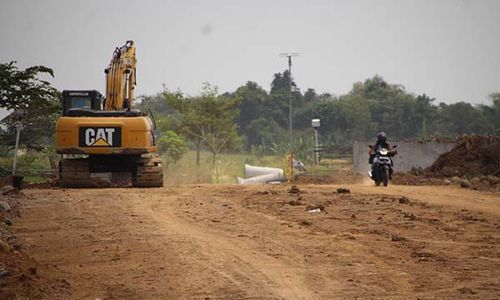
[1,183,499,299]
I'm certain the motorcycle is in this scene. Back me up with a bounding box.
[368,145,397,187]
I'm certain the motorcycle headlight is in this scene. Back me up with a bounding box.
[380,149,388,155]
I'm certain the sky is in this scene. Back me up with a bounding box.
[1,0,499,111]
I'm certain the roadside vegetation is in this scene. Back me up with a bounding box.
[1,61,499,182]
[163,150,351,184]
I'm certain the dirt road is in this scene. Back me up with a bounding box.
[9,184,500,299]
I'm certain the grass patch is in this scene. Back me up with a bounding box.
[0,150,56,183]
[164,151,286,185]
[164,151,353,185]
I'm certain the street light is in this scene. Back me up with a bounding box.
[11,110,25,188]
[312,118,320,165]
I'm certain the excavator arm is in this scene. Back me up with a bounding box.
[104,40,137,111]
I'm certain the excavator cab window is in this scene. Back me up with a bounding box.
[62,90,103,116]
[70,97,91,109]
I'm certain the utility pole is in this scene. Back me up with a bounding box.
[280,53,299,181]
[280,53,299,151]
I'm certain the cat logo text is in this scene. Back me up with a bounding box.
[78,127,121,147]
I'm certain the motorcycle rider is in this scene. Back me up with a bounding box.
[369,132,395,179]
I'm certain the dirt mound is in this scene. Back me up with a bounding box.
[426,135,500,177]
[0,192,69,299]
[394,136,500,192]
[394,172,500,192]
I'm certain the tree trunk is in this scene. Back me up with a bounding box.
[211,150,218,183]
[195,141,200,166]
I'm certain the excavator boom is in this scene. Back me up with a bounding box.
[104,40,137,111]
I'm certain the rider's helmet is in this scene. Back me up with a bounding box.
[377,132,387,143]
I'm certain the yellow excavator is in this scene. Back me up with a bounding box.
[55,41,163,187]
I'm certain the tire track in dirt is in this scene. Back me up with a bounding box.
[145,192,317,300]
[143,186,416,299]
[10,184,500,299]
[313,184,500,216]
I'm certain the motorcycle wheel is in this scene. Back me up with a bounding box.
[372,166,380,186]
[382,168,389,187]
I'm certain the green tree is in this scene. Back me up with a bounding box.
[195,85,241,165]
[413,94,438,137]
[265,70,303,129]
[350,76,415,139]
[481,93,500,134]
[245,117,286,151]
[161,89,205,165]
[303,88,318,102]
[338,94,375,140]
[439,102,486,135]
[233,81,268,149]
[0,61,60,149]
[136,91,178,116]
[165,83,241,165]
[157,130,188,166]
[153,74,499,154]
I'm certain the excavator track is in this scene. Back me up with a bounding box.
[58,158,98,188]
[133,156,164,187]
[58,156,164,188]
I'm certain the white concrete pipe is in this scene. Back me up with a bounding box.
[244,164,284,178]
[237,172,284,184]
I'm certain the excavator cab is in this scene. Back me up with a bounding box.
[62,90,103,116]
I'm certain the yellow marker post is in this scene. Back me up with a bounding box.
[286,152,294,184]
